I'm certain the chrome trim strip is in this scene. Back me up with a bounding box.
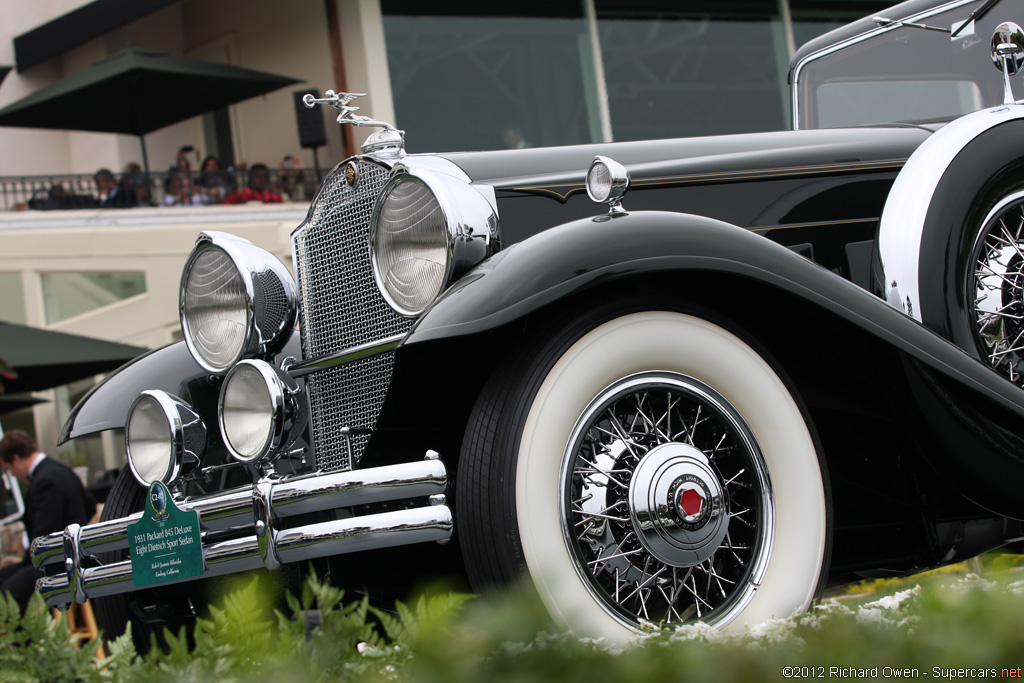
[876,104,1024,321]
[284,333,405,378]
[37,505,453,607]
[790,0,978,130]
[33,458,448,568]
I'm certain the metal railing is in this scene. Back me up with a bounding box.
[0,168,322,212]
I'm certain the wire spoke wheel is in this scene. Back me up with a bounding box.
[560,372,772,629]
[972,190,1024,385]
[459,307,828,641]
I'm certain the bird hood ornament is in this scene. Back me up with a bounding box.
[303,90,405,155]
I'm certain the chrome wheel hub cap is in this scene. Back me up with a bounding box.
[629,444,729,566]
[559,371,773,628]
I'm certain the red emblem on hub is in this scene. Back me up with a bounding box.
[680,488,704,518]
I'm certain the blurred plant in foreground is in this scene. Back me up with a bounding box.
[0,556,1022,682]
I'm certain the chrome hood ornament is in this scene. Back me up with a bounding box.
[303,90,405,155]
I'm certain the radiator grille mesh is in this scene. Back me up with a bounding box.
[293,159,410,472]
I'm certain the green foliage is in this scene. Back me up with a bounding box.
[0,592,104,683]
[1,563,1023,682]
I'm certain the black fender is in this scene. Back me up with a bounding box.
[59,342,209,443]
[405,209,1024,517]
[59,335,303,443]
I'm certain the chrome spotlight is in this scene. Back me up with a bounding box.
[219,359,307,465]
[586,156,630,215]
[126,390,205,486]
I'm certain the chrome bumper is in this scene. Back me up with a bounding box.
[31,454,452,608]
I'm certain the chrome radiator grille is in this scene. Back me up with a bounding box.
[293,158,410,472]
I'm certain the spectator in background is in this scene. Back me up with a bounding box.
[195,155,232,204]
[94,168,137,208]
[0,430,96,615]
[162,170,200,206]
[502,125,530,149]
[223,163,282,204]
[119,162,151,207]
[170,145,194,174]
[277,155,313,202]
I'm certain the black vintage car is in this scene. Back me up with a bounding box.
[31,0,1024,644]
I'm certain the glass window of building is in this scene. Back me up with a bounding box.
[595,2,792,140]
[382,1,598,153]
[41,272,147,325]
[594,1,891,141]
[381,0,896,151]
[0,273,27,325]
[790,1,892,49]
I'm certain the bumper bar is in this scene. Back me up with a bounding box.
[32,454,452,607]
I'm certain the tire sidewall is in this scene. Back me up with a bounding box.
[513,310,827,639]
[918,119,1024,353]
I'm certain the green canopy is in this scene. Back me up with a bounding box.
[0,47,301,172]
[0,321,144,394]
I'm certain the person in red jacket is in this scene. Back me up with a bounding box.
[223,163,282,204]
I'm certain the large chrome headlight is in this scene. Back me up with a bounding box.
[369,169,497,316]
[126,390,205,486]
[180,232,297,375]
[219,359,306,464]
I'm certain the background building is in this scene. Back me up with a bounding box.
[0,0,889,473]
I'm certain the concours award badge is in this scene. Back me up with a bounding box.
[127,481,204,588]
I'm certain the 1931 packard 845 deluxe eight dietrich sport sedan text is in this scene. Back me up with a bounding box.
[31,0,1024,644]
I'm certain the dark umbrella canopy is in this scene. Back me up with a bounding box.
[0,394,46,415]
[0,321,144,394]
[0,66,10,86]
[0,47,301,171]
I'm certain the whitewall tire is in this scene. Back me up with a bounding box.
[458,307,829,640]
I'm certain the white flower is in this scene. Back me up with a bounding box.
[948,573,996,592]
[863,585,920,611]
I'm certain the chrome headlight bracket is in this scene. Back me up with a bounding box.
[180,231,298,375]
[126,390,205,487]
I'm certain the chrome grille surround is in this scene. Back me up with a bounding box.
[292,158,410,472]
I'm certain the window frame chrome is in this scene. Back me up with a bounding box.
[790,0,981,130]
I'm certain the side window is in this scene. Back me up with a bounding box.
[816,80,983,128]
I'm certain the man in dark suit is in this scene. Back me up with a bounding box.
[94,168,138,208]
[0,430,96,614]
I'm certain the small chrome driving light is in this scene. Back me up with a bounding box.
[126,390,205,486]
[586,156,630,215]
[180,232,297,375]
[219,359,306,464]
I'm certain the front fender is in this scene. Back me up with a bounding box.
[406,210,1024,475]
[59,342,208,443]
[60,336,303,443]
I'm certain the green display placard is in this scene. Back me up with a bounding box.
[127,481,204,588]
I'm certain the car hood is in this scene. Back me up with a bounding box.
[433,125,933,201]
